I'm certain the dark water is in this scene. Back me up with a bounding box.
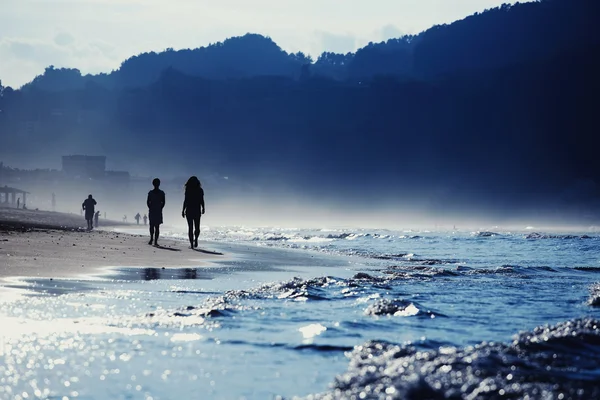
[1,228,600,399]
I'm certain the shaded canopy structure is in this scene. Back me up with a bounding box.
[0,185,29,207]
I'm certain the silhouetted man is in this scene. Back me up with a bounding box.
[135,213,141,225]
[94,211,100,228]
[143,214,148,225]
[147,178,165,246]
[16,197,20,209]
[82,194,97,231]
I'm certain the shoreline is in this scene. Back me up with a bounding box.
[0,228,228,279]
[0,208,229,283]
[0,206,131,232]
[0,208,356,296]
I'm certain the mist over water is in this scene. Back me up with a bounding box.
[1,1,600,398]
[2,0,600,227]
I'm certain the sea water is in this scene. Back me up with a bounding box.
[1,227,600,399]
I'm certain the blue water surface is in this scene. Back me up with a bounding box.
[1,227,600,399]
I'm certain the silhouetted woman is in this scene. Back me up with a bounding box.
[181,176,205,249]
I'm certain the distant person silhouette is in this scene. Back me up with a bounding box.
[181,176,205,249]
[135,213,141,225]
[51,192,56,211]
[123,215,127,222]
[147,178,166,246]
[82,194,97,231]
[16,197,20,209]
[94,211,100,228]
[143,214,148,225]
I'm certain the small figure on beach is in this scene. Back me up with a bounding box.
[94,211,100,228]
[134,213,141,225]
[123,215,127,222]
[181,176,205,249]
[147,178,166,246]
[82,194,97,231]
[143,214,148,225]
[51,192,56,211]
[16,197,20,209]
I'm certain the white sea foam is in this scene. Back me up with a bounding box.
[299,323,327,339]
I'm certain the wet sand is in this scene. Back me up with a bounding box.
[0,207,354,299]
[0,208,224,280]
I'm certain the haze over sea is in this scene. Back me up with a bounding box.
[1,225,600,399]
[1,0,600,398]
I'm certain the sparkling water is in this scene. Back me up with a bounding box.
[1,227,600,399]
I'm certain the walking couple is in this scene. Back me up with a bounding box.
[146,176,205,249]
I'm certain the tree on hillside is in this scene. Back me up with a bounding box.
[115,33,307,88]
[347,36,415,79]
[22,66,85,92]
[312,52,353,80]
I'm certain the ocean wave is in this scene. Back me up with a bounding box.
[474,231,502,237]
[305,318,600,400]
[288,237,336,244]
[324,233,355,239]
[463,265,522,275]
[351,272,391,285]
[354,264,547,281]
[364,298,446,318]
[253,234,290,241]
[207,276,351,303]
[574,267,600,272]
[293,344,355,352]
[139,276,353,325]
[143,297,246,325]
[370,253,410,260]
[383,266,460,279]
[265,276,345,301]
[369,254,457,265]
[588,283,600,307]
[139,264,583,329]
[381,264,566,279]
[525,232,594,240]
[400,254,460,265]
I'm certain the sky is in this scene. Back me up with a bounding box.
[0,0,531,88]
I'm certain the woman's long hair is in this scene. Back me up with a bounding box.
[185,176,202,193]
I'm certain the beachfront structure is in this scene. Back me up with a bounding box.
[0,185,28,207]
[1,157,131,213]
[62,155,107,179]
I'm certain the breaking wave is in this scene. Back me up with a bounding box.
[306,318,600,400]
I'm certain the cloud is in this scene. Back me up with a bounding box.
[0,36,121,87]
[381,24,404,40]
[8,41,37,59]
[54,32,75,46]
[313,31,357,54]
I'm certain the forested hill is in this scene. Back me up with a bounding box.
[11,0,600,90]
[1,0,599,222]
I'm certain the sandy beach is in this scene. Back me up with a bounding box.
[0,207,224,280]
